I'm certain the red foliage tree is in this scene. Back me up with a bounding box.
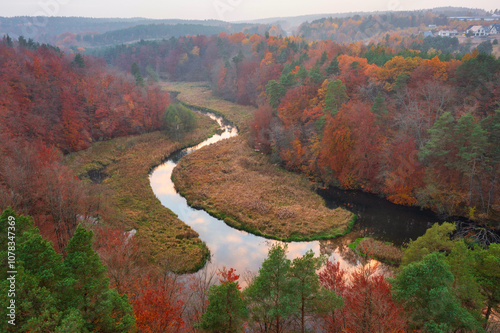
[342,263,408,332]
[319,261,408,332]
[132,276,185,333]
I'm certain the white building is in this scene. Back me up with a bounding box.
[438,30,458,37]
[488,24,500,35]
[466,25,488,37]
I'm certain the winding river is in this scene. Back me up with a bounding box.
[150,111,441,276]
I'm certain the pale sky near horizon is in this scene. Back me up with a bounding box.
[2,0,498,22]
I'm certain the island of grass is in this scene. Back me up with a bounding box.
[65,112,219,272]
[173,136,355,242]
[348,237,403,265]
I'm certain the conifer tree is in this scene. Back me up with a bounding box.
[60,225,135,332]
[245,244,299,332]
[324,79,349,115]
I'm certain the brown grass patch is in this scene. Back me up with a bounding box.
[356,238,403,264]
[65,113,219,272]
[173,136,355,241]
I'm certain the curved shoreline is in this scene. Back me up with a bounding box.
[181,196,358,242]
[172,136,356,242]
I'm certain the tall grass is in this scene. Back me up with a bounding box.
[173,136,355,241]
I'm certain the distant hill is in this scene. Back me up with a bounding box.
[234,7,493,36]
[295,8,499,43]
[0,16,284,46]
[77,22,284,47]
[235,12,378,35]
[429,6,490,17]
[0,16,253,36]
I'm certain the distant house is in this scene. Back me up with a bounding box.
[466,25,488,37]
[488,24,500,35]
[422,31,434,38]
[438,30,458,37]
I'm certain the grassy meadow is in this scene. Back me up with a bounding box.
[173,136,355,241]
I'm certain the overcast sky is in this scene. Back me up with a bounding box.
[3,0,498,21]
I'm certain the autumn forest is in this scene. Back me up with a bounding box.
[0,5,500,333]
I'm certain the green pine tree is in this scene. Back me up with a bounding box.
[308,65,323,85]
[371,91,388,119]
[326,57,340,76]
[131,62,144,86]
[290,250,326,333]
[296,66,307,84]
[317,51,328,66]
[266,80,283,109]
[60,225,135,332]
[72,54,86,68]
[0,210,135,332]
[401,222,456,266]
[245,244,299,332]
[474,243,500,322]
[391,252,483,332]
[197,282,248,332]
[324,79,349,115]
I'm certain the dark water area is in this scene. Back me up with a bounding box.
[318,187,442,246]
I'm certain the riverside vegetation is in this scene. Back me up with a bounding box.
[65,112,219,272]
[160,81,256,132]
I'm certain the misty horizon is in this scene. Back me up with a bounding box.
[2,1,498,22]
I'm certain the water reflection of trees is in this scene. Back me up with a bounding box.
[319,235,394,277]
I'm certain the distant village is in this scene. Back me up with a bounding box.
[423,15,500,39]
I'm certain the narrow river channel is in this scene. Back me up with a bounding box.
[150,111,440,276]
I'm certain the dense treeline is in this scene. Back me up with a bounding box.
[0,16,163,39]
[0,37,168,152]
[94,32,500,221]
[83,23,235,46]
[0,37,170,250]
